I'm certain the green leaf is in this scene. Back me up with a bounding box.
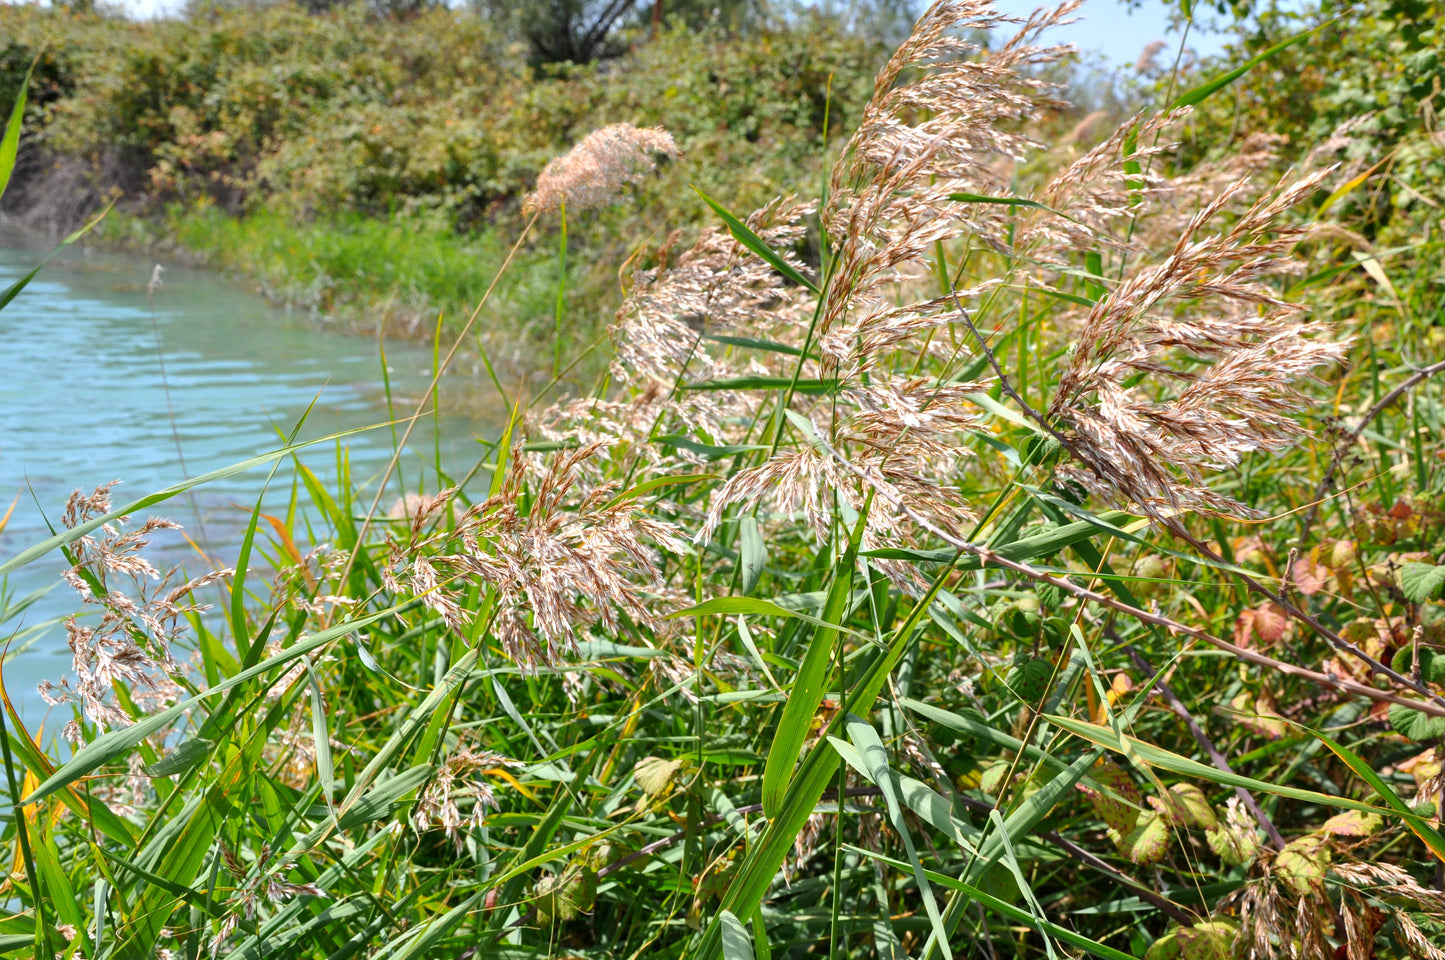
[703,334,812,357]
[24,605,400,806]
[694,187,819,294]
[1155,783,1217,830]
[602,472,715,510]
[0,422,392,580]
[738,516,766,596]
[1305,725,1445,861]
[1145,922,1237,960]
[1050,713,1445,858]
[1389,700,1445,742]
[673,595,873,643]
[0,203,112,313]
[1171,24,1320,108]
[851,848,1141,960]
[680,376,840,394]
[1276,835,1331,896]
[718,910,756,960]
[634,756,686,798]
[1400,562,1445,602]
[0,62,30,202]
[760,524,861,819]
[652,434,769,460]
[840,715,954,960]
[141,738,216,778]
[699,553,951,958]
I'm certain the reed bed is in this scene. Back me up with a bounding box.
[2,3,1445,959]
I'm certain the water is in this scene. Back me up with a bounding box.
[0,227,504,721]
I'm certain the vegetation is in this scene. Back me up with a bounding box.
[0,1,888,356]
[2,2,1445,960]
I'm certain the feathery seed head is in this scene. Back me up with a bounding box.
[523,123,679,217]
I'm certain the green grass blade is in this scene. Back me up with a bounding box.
[719,910,756,960]
[23,605,401,806]
[739,516,766,596]
[852,848,1141,960]
[760,524,861,819]
[840,715,954,960]
[1305,725,1445,861]
[0,61,30,201]
[694,187,820,294]
[1171,22,1322,108]
[0,423,393,579]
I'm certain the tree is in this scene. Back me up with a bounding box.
[475,0,645,63]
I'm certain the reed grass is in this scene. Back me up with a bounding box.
[3,4,1445,960]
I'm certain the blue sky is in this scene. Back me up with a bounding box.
[992,0,1229,66]
[57,0,1232,68]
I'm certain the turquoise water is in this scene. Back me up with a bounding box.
[0,228,503,720]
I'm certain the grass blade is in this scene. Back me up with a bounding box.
[694,187,820,294]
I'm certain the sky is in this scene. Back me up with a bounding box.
[991,0,1229,67]
[23,0,1232,68]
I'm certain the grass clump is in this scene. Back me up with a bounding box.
[3,3,1445,960]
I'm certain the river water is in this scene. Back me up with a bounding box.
[0,227,504,721]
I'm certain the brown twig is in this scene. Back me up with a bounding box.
[1168,524,1445,710]
[1124,644,1286,849]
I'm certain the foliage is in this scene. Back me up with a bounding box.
[2,3,1445,960]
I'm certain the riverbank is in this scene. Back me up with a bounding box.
[0,2,893,363]
[92,205,595,376]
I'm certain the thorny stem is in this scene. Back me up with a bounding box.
[1123,644,1286,849]
[1303,356,1445,535]
[332,211,541,605]
[812,432,1445,719]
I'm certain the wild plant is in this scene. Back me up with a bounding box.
[3,3,1445,960]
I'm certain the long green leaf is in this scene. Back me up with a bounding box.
[854,849,1140,960]
[23,606,400,806]
[1048,715,1418,818]
[1306,726,1445,861]
[694,187,820,293]
[760,521,862,819]
[1172,22,1322,108]
[841,716,954,960]
[0,60,30,201]
[0,423,393,579]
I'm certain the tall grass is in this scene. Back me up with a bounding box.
[3,3,1445,960]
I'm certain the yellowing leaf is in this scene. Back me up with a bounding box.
[1114,809,1169,865]
[1321,809,1383,837]
[1151,783,1218,830]
[634,756,687,798]
[1276,835,1331,896]
[1145,921,1237,960]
